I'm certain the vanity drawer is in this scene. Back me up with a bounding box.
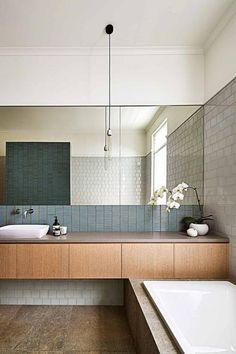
[174,243,229,279]
[69,244,121,278]
[16,244,69,279]
[122,243,174,279]
[0,244,17,278]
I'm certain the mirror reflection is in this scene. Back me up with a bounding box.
[0,105,203,205]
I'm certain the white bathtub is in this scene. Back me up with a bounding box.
[143,281,236,354]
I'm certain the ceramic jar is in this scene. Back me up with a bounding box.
[190,223,209,236]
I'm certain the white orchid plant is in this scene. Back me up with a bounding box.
[148,182,213,224]
[148,182,189,211]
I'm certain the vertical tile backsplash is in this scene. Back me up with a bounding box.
[0,204,200,232]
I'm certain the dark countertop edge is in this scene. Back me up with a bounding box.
[0,231,229,244]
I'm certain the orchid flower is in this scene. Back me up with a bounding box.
[148,182,192,212]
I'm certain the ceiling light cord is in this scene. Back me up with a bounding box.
[105,24,113,137]
[108,32,111,135]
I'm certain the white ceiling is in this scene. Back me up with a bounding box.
[0,0,234,47]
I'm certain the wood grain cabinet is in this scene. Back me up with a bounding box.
[0,244,16,278]
[69,244,121,278]
[16,244,69,279]
[175,243,229,279]
[0,241,229,280]
[122,244,174,279]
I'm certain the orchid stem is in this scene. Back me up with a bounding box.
[187,186,202,219]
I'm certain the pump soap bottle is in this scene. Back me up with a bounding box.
[53,216,61,236]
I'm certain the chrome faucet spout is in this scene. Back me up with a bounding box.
[23,208,34,218]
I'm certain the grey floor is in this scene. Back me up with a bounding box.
[0,305,136,353]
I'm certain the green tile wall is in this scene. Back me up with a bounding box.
[6,142,70,205]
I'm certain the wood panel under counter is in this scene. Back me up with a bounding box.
[0,232,229,280]
[122,243,174,279]
[0,244,16,278]
[69,244,122,278]
[16,244,69,279]
[174,243,229,279]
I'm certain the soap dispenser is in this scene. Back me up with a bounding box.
[53,216,60,236]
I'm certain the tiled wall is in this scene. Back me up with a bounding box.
[204,77,236,278]
[6,142,70,205]
[0,204,201,232]
[72,156,146,205]
[0,156,5,204]
[121,157,146,204]
[167,107,204,205]
[0,280,124,305]
[145,153,152,203]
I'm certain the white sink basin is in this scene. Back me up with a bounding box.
[0,225,50,239]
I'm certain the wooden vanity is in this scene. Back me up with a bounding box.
[0,232,229,280]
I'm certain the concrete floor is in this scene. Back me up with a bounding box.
[0,305,136,354]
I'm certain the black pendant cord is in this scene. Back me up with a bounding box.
[105,24,113,137]
[108,32,111,133]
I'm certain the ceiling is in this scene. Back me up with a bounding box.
[0,0,234,47]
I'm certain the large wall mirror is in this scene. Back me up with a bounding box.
[0,105,203,205]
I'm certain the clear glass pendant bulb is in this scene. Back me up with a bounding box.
[104,143,109,170]
[107,134,112,160]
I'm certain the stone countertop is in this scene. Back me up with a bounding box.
[0,231,229,243]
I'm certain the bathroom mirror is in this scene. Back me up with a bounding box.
[120,105,204,205]
[0,105,203,205]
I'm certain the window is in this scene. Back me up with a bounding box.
[152,120,167,203]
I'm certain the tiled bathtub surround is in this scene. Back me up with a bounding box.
[167,107,204,205]
[0,280,124,305]
[204,77,236,278]
[0,204,201,232]
[72,156,146,205]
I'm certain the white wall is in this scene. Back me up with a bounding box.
[0,106,146,157]
[205,6,236,101]
[0,130,146,157]
[0,48,204,106]
[145,106,200,154]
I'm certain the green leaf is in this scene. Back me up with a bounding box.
[182,216,197,225]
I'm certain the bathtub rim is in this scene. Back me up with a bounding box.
[143,279,235,354]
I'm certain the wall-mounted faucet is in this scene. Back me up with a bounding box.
[12,207,21,215]
[23,208,34,218]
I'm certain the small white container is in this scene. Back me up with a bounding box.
[187,228,198,237]
[190,223,209,236]
[60,226,67,235]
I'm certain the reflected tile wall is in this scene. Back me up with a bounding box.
[145,153,152,204]
[72,156,146,205]
[0,156,5,204]
[167,107,204,205]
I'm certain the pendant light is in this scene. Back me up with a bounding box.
[104,24,113,160]
[104,106,109,170]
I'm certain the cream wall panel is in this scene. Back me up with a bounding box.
[0,50,204,106]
